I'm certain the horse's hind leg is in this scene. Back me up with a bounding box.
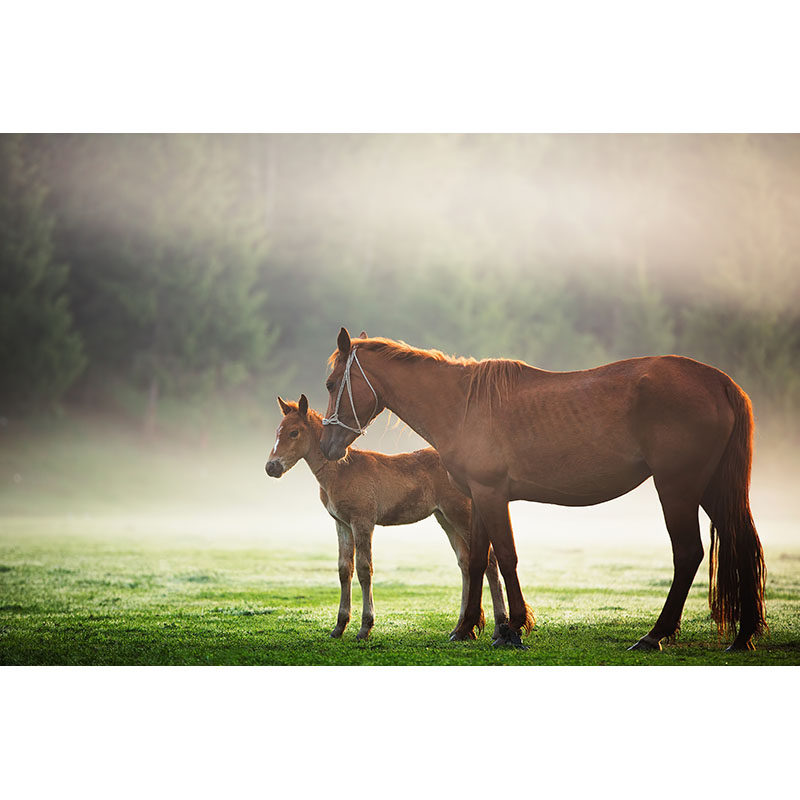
[629,480,704,651]
[330,520,354,638]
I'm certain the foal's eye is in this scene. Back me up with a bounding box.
[326,380,335,391]
[290,430,299,438]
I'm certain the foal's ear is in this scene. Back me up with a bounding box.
[358,331,367,339]
[337,327,352,356]
[297,394,308,416]
[277,396,293,416]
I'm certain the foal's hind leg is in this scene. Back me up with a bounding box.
[352,520,376,640]
[485,549,509,641]
[629,480,704,651]
[331,520,354,638]
[432,510,472,636]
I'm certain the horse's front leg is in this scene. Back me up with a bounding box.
[470,484,535,648]
[450,504,489,641]
[352,521,375,640]
[330,520,354,638]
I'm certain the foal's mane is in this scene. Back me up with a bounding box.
[328,337,525,415]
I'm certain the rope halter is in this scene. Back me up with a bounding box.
[322,346,379,435]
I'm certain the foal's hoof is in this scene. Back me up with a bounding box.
[355,629,372,641]
[449,628,477,641]
[627,635,663,651]
[492,624,529,650]
[329,628,345,639]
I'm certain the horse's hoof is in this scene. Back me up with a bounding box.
[356,630,371,641]
[627,635,663,651]
[330,629,344,639]
[725,640,755,652]
[492,638,529,650]
[492,625,529,649]
[449,629,477,642]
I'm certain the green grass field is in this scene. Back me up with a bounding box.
[2,516,799,666]
[2,417,799,666]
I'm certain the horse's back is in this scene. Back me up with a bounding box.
[459,355,740,506]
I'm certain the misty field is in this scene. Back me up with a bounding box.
[4,133,800,667]
[2,417,799,666]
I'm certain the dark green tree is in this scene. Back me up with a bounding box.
[42,134,276,431]
[0,135,85,414]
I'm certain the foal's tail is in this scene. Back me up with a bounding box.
[702,381,767,643]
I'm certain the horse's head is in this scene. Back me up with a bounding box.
[320,327,383,460]
[265,394,314,478]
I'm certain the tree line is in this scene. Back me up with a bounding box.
[1,133,798,435]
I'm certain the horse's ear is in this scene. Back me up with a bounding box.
[277,396,292,415]
[337,327,351,356]
[358,331,367,339]
[298,394,308,416]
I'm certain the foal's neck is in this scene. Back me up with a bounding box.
[303,415,338,484]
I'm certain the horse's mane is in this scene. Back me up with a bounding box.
[326,337,472,370]
[465,358,525,414]
[328,337,526,415]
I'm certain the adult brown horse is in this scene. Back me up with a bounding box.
[319,328,766,651]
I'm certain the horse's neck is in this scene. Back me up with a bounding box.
[372,356,465,450]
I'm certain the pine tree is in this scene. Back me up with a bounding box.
[0,135,85,415]
[43,134,277,431]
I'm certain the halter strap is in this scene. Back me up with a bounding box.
[322,346,379,434]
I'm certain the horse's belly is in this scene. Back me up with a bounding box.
[508,457,651,507]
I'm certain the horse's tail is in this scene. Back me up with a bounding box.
[702,380,766,642]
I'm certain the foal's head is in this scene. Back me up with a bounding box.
[265,394,317,478]
[320,328,383,461]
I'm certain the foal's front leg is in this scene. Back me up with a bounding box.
[331,520,355,638]
[352,521,376,640]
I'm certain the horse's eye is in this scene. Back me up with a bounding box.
[290,430,299,438]
[326,381,335,391]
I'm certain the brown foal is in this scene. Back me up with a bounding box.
[319,328,766,651]
[265,394,508,640]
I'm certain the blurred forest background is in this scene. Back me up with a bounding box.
[2,133,800,462]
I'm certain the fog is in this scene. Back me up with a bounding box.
[2,133,798,563]
[256,412,799,553]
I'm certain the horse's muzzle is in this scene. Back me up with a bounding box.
[320,428,354,461]
[320,438,347,462]
[265,460,284,478]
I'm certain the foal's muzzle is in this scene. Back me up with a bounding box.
[265,460,284,478]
